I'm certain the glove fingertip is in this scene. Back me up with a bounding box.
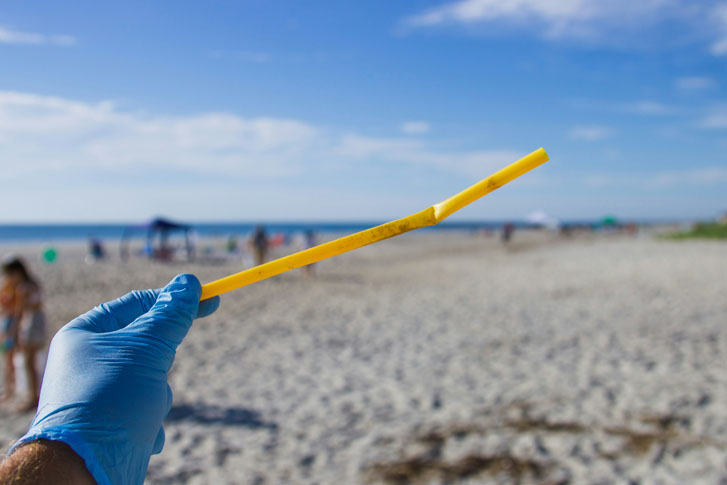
[130,274,203,347]
[167,274,202,299]
[197,296,220,319]
[152,427,165,455]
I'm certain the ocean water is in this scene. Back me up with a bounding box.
[0,221,518,244]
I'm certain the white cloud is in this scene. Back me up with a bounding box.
[584,167,727,189]
[710,38,727,55]
[675,76,717,91]
[0,26,76,46]
[0,91,319,179]
[334,134,523,178]
[646,167,727,188]
[401,121,431,134]
[404,0,683,38]
[0,90,528,185]
[699,106,727,129]
[569,125,611,141]
[584,174,613,187]
[335,134,419,159]
[623,101,672,115]
[403,0,723,53]
[406,0,599,33]
[0,90,544,221]
[0,26,43,44]
[710,4,727,55]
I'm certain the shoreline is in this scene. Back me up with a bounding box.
[0,220,691,247]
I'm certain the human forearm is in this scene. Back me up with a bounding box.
[0,440,94,484]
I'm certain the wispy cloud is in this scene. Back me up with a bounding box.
[569,125,611,141]
[405,0,592,31]
[584,174,613,187]
[0,91,523,184]
[675,76,716,91]
[403,0,682,37]
[646,167,727,188]
[585,167,727,189]
[622,101,672,116]
[334,134,524,178]
[710,4,727,55]
[209,50,271,63]
[0,91,318,179]
[0,26,76,46]
[699,105,727,130]
[402,0,723,54]
[400,121,431,134]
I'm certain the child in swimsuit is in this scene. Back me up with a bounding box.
[0,279,17,400]
[2,257,47,411]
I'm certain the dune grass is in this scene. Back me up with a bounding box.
[667,223,727,240]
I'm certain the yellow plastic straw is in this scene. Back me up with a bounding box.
[201,147,549,299]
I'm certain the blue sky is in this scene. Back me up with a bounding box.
[1,0,725,222]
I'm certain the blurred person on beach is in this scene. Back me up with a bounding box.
[300,230,317,277]
[502,222,515,244]
[86,238,105,264]
[1,257,47,412]
[0,274,219,485]
[1,267,18,402]
[156,232,173,262]
[251,225,269,266]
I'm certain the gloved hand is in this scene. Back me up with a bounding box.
[10,274,219,485]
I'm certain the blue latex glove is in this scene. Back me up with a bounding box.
[10,274,219,485]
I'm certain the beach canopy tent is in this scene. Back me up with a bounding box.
[121,217,195,262]
[526,210,560,230]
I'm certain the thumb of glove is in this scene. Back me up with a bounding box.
[127,273,202,361]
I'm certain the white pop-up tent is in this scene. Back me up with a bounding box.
[526,210,560,230]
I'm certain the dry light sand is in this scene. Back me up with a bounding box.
[0,230,725,484]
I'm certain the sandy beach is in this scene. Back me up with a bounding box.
[0,230,725,484]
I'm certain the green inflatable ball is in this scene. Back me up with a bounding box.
[42,247,58,264]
